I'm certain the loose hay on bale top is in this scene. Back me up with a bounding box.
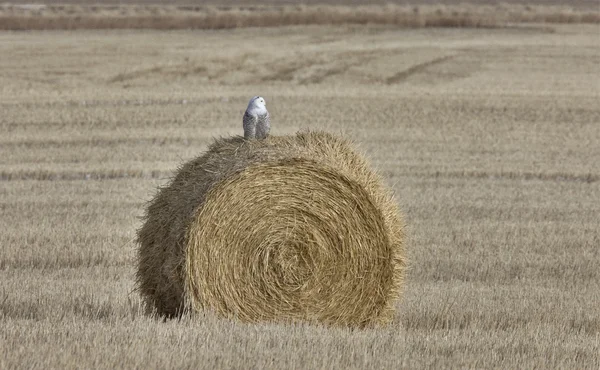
[136,130,405,328]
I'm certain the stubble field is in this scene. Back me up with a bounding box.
[0,18,599,369]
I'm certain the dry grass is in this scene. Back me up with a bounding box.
[1,18,599,369]
[0,3,599,30]
[137,132,405,326]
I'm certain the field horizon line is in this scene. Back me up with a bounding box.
[0,3,599,30]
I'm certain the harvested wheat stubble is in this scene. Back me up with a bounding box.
[136,130,405,327]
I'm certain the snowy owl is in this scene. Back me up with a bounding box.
[243,96,270,140]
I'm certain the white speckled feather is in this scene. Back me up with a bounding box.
[243,96,270,140]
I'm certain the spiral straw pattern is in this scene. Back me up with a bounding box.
[136,131,405,327]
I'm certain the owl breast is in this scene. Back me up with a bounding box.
[255,112,271,140]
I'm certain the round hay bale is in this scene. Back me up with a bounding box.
[136,130,405,327]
